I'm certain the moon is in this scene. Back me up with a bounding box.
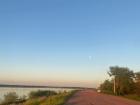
[88,56,92,60]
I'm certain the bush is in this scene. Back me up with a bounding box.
[100,80,113,94]
[135,83,140,96]
[29,90,57,98]
[1,92,18,104]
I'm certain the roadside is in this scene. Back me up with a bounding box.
[65,90,140,105]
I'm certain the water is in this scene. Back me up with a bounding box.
[0,87,73,102]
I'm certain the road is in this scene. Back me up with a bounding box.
[65,90,140,105]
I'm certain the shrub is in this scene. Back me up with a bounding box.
[29,90,57,98]
[1,92,18,104]
[100,80,113,94]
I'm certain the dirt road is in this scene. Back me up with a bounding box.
[65,90,140,105]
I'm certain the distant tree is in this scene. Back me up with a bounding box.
[108,66,135,95]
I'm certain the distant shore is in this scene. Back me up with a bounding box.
[0,84,93,89]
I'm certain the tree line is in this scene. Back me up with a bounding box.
[100,66,140,96]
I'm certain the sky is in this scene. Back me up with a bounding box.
[0,0,140,88]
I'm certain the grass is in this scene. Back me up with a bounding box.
[100,90,140,102]
[124,94,140,101]
[24,90,76,105]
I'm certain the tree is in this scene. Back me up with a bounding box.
[135,72,140,96]
[108,66,135,95]
[135,72,140,82]
[100,80,113,94]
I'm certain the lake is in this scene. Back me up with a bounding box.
[0,87,74,102]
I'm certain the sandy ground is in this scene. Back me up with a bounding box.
[65,90,140,105]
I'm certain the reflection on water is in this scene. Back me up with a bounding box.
[0,87,73,102]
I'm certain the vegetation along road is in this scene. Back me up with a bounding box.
[65,90,140,105]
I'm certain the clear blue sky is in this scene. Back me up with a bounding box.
[0,0,140,87]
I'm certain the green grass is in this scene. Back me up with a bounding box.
[40,92,70,105]
[124,94,140,101]
[24,91,76,105]
[100,90,140,102]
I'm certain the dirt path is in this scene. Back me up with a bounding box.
[65,90,140,105]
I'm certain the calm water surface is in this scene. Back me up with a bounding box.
[0,87,73,102]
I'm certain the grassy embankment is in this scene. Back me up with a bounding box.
[0,90,77,105]
[24,90,75,105]
[100,91,140,101]
[123,94,140,101]
[100,90,140,101]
